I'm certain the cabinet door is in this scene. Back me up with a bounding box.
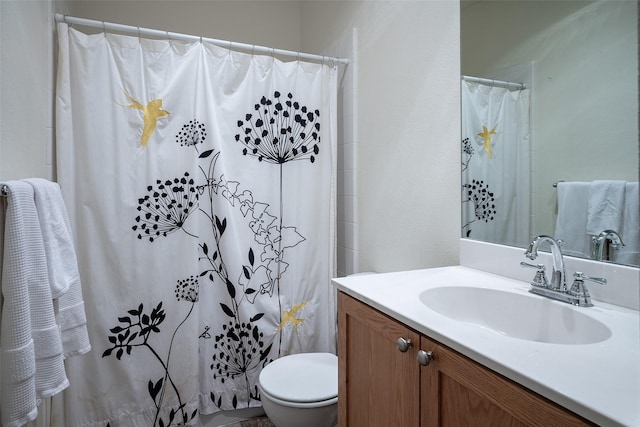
[338,292,421,427]
[419,336,595,427]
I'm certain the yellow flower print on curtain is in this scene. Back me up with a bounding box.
[118,90,170,148]
[477,124,498,159]
[276,302,308,333]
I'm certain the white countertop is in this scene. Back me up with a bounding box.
[332,266,640,427]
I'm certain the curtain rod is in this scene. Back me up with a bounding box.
[54,13,349,65]
[462,75,525,91]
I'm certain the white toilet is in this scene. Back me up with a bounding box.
[258,352,338,427]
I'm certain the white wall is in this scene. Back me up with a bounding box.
[61,0,303,52]
[461,0,638,238]
[0,0,55,181]
[302,1,461,273]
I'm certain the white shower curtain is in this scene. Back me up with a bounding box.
[54,23,337,426]
[461,81,531,248]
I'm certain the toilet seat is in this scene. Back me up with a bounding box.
[259,352,338,404]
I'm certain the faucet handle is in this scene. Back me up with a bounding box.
[572,272,607,286]
[520,261,545,271]
[610,241,624,250]
[569,272,606,307]
[520,262,548,287]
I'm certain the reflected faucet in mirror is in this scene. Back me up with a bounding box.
[591,230,624,262]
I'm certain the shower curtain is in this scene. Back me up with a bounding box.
[54,23,337,426]
[461,81,531,248]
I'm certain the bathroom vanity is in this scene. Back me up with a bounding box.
[333,266,640,427]
[338,292,591,426]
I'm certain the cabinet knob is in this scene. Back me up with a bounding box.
[396,337,413,352]
[417,350,434,366]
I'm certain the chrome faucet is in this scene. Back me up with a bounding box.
[521,235,606,307]
[591,229,624,261]
[524,235,566,292]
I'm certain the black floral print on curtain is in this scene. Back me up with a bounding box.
[101,91,321,424]
[461,137,497,237]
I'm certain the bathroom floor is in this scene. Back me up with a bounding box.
[223,416,275,427]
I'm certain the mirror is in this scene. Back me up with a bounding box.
[461,0,638,267]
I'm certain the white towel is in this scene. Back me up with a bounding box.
[24,179,77,299]
[16,181,69,399]
[586,180,626,236]
[1,181,38,427]
[25,178,91,359]
[554,182,591,258]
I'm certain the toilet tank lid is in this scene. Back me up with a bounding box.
[259,352,338,403]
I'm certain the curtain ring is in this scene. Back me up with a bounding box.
[137,25,141,41]
[251,44,255,56]
[102,20,106,34]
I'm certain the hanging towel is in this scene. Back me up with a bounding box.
[25,178,91,358]
[24,179,76,298]
[14,181,69,400]
[554,182,591,258]
[613,182,640,266]
[586,180,626,236]
[2,180,70,404]
[1,181,38,427]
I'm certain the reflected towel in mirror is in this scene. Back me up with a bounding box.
[613,182,639,266]
[554,182,591,258]
[586,180,626,236]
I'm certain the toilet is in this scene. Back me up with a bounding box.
[258,352,338,427]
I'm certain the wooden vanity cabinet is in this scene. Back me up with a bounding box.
[338,292,595,427]
[338,291,421,426]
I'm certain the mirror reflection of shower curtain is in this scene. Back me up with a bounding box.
[461,81,531,247]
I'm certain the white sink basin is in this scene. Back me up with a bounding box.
[419,286,612,345]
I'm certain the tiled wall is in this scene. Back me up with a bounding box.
[335,29,358,278]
